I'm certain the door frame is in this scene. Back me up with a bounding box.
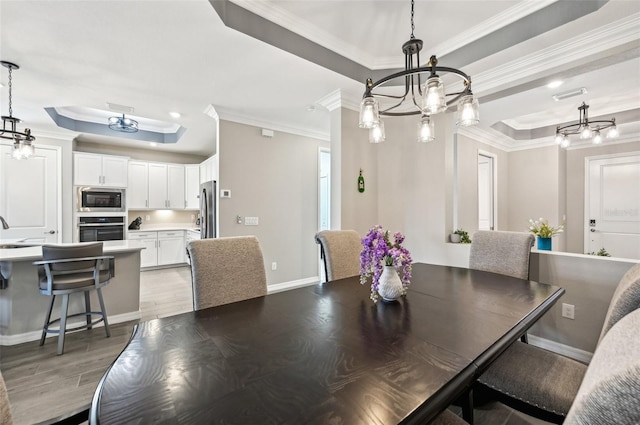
[478,149,498,231]
[583,150,640,253]
[317,147,331,281]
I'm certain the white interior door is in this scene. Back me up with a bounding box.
[478,153,495,230]
[0,144,60,243]
[586,153,640,259]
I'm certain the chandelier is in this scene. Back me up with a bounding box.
[555,102,617,148]
[358,0,479,143]
[108,114,139,133]
[1,61,35,160]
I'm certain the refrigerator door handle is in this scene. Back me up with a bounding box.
[201,187,208,239]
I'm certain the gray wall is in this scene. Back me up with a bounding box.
[218,120,329,285]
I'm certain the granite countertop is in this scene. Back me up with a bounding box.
[0,240,144,262]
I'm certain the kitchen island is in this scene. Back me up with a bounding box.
[0,241,143,345]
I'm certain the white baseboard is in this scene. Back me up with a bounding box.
[528,334,593,363]
[268,276,319,294]
[0,310,141,346]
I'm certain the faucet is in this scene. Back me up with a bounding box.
[0,216,8,230]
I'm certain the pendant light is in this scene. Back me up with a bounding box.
[1,61,35,160]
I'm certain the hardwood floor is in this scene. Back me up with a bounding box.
[0,266,193,425]
[1,265,550,425]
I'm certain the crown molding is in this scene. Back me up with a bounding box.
[316,89,360,113]
[470,13,640,96]
[457,126,514,151]
[215,107,330,141]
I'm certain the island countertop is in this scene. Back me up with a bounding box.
[0,240,144,262]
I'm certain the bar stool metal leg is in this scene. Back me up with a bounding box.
[96,288,111,338]
[57,294,70,355]
[84,291,92,329]
[40,295,55,346]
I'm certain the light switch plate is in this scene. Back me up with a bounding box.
[245,216,259,226]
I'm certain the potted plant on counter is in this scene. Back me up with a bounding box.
[451,229,471,244]
[528,218,564,251]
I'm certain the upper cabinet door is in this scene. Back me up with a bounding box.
[73,153,103,186]
[102,156,128,187]
[167,164,185,209]
[148,163,168,209]
[185,165,200,209]
[128,161,149,209]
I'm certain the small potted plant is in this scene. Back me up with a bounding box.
[528,218,564,251]
[451,229,471,244]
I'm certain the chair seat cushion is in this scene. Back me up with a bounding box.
[477,341,587,418]
[39,270,110,291]
[429,409,467,425]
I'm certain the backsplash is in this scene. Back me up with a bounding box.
[128,210,198,227]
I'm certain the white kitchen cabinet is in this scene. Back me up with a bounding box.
[167,165,185,209]
[127,232,159,268]
[185,165,200,209]
[199,155,217,184]
[74,152,128,187]
[127,161,149,209]
[147,163,185,209]
[157,231,185,265]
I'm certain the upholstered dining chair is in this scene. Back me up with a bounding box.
[475,262,640,423]
[469,230,535,280]
[33,242,114,355]
[314,230,361,282]
[187,236,268,310]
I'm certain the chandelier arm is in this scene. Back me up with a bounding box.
[380,96,416,115]
[556,120,616,134]
[367,65,471,93]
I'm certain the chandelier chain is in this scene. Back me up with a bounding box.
[7,66,13,117]
[410,0,415,39]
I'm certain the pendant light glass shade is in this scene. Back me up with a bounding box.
[417,115,435,143]
[560,136,571,148]
[592,130,602,144]
[607,124,618,139]
[554,132,563,145]
[12,140,34,160]
[580,126,592,139]
[421,76,446,115]
[456,94,480,126]
[359,96,380,129]
[369,120,385,143]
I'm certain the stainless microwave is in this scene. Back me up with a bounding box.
[76,187,126,212]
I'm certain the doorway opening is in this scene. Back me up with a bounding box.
[478,152,497,231]
[318,148,331,280]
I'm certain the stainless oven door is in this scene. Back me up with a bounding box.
[78,223,125,242]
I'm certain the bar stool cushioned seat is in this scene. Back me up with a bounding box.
[35,242,114,355]
[315,230,361,282]
[187,236,267,310]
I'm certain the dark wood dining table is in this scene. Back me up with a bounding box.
[90,263,564,425]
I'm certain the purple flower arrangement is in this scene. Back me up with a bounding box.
[360,225,413,302]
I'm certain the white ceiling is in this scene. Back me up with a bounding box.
[1,0,639,156]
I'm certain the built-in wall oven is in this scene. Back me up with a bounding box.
[77,216,126,242]
[76,187,126,212]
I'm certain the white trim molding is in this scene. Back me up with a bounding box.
[528,334,593,364]
[267,276,319,294]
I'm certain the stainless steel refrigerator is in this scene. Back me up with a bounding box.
[199,180,216,239]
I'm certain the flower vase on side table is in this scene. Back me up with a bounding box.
[537,237,552,251]
[377,266,404,302]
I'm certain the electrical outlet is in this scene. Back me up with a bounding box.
[145,215,150,221]
[191,214,195,220]
[271,262,277,271]
[236,215,242,224]
[562,303,575,320]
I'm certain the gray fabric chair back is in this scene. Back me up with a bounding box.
[469,231,535,280]
[564,308,640,424]
[187,236,267,310]
[0,370,13,425]
[597,262,640,344]
[315,230,361,282]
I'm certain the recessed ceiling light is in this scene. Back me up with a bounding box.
[169,111,181,119]
[552,87,587,102]
[306,105,316,112]
[149,142,157,147]
[547,80,563,89]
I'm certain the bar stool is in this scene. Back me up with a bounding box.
[34,242,114,355]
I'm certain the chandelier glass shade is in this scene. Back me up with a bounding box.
[555,102,617,148]
[358,0,479,143]
[1,61,35,160]
[108,114,139,133]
